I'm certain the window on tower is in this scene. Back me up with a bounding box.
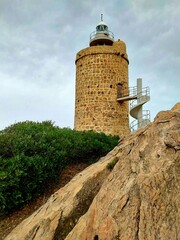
[96,25,107,31]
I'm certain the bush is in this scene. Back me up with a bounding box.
[106,158,118,170]
[0,121,119,215]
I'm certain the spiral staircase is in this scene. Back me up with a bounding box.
[117,78,150,132]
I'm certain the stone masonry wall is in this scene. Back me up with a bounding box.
[74,40,129,136]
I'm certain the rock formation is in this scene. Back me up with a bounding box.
[5,103,180,240]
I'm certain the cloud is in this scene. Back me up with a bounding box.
[0,0,179,130]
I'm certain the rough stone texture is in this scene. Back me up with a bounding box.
[67,103,180,240]
[74,39,129,137]
[5,103,180,240]
[4,151,117,240]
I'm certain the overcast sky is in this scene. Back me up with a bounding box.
[0,0,179,130]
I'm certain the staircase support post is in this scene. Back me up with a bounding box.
[137,78,142,128]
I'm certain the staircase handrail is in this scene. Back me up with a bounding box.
[130,86,150,109]
[130,110,151,132]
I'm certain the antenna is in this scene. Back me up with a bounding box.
[101,14,103,21]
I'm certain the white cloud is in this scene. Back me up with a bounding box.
[0,0,179,130]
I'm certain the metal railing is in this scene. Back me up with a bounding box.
[116,79,151,132]
[90,30,114,41]
[130,110,151,132]
[129,86,137,97]
[130,87,150,109]
[117,86,137,99]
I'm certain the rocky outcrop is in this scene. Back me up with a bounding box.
[5,103,180,240]
[4,148,118,240]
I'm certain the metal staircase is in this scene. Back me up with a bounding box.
[117,78,150,132]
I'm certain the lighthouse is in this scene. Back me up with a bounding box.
[74,16,129,136]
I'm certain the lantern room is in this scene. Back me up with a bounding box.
[89,14,114,46]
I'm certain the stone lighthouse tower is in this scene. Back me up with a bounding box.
[74,16,129,136]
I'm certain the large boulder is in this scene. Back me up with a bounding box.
[5,103,180,240]
[4,148,118,240]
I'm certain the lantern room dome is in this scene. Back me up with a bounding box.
[96,21,108,27]
[89,16,114,46]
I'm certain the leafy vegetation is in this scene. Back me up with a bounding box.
[106,158,118,170]
[0,121,119,215]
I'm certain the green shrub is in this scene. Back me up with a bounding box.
[0,121,119,215]
[106,158,118,170]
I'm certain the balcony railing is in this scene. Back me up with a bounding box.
[90,30,114,41]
